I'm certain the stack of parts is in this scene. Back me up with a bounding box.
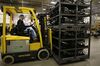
[49,0,91,64]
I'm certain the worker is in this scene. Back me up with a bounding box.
[16,14,37,40]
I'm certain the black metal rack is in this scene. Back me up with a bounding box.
[49,0,92,64]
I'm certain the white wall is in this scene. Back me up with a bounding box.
[13,13,32,25]
[0,9,37,26]
[0,10,10,24]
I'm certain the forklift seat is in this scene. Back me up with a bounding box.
[10,26,29,36]
[10,25,39,43]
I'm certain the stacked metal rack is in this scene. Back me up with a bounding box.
[49,0,92,64]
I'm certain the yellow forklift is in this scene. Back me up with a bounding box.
[92,22,100,37]
[1,6,52,64]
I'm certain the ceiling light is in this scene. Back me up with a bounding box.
[51,1,56,4]
[43,8,46,11]
[87,7,90,9]
[21,1,29,4]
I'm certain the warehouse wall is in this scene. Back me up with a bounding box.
[0,9,10,24]
[34,7,42,12]
[0,9,35,25]
[13,13,31,25]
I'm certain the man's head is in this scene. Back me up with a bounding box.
[19,14,25,20]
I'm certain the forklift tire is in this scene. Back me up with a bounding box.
[2,55,14,64]
[38,49,49,60]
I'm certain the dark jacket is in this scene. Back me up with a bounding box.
[16,19,26,35]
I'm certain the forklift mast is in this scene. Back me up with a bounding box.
[37,14,52,52]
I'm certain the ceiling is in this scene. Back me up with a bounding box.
[0,0,100,14]
[0,0,51,7]
[0,0,52,12]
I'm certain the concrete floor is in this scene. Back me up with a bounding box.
[0,37,100,66]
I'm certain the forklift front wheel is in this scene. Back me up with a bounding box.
[2,55,14,64]
[38,49,49,60]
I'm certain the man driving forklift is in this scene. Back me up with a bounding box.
[16,14,37,42]
[1,6,52,64]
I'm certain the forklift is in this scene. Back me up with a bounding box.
[0,6,52,64]
[92,22,100,37]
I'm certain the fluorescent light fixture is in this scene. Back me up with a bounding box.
[87,7,90,9]
[51,1,56,4]
[22,1,29,3]
[43,8,46,11]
